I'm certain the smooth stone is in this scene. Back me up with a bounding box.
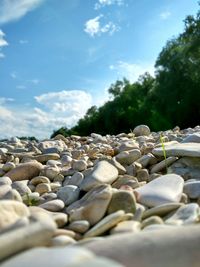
[2,162,15,172]
[51,235,76,246]
[12,181,31,196]
[165,203,200,225]
[150,157,178,174]
[0,185,12,198]
[143,224,178,231]
[181,133,200,143]
[116,149,141,165]
[33,153,60,163]
[153,142,200,157]
[84,225,200,267]
[67,184,112,226]
[136,169,149,182]
[5,161,43,181]
[30,176,50,185]
[29,206,68,227]
[35,183,51,195]
[132,204,146,222]
[0,213,57,262]
[0,200,30,230]
[133,125,150,136]
[135,174,184,207]
[183,181,200,199]
[22,192,40,205]
[3,189,23,202]
[107,190,136,214]
[80,160,118,191]
[112,175,139,189]
[0,176,12,186]
[84,210,125,238]
[67,220,90,234]
[39,199,65,212]
[142,216,164,229]
[110,220,141,235]
[67,172,84,186]
[136,153,157,168]
[57,185,80,206]
[142,203,183,219]
[0,247,124,267]
[53,228,76,238]
[72,160,87,171]
[107,158,126,175]
[40,166,60,180]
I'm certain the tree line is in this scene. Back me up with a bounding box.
[51,5,200,138]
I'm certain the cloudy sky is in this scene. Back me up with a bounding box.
[0,0,198,139]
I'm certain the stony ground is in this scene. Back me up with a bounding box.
[0,125,200,267]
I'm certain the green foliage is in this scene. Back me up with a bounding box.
[24,193,39,206]
[51,4,200,137]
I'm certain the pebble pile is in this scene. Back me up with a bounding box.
[0,125,200,267]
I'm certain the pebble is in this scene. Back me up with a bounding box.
[110,220,141,235]
[135,174,184,207]
[5,161,43,181]
[35,183,51,195]
[84,210,126,238]
[80,160,118,191]
[107,190,136,214]
[67,220,90,234]
[142,203,183,219]
[39,199,65,212]
[165,203,200,225]
[116,149,141,165]
[67,184,112,225]
[57,185,80,206]
[183,180,200,199]
[133,124,151,136]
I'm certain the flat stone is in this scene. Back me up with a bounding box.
[67,172,84,186]
[110,220,141,235]
[142,203,183,219]
[165,203,200,225]
[135,174,184,207]
[0,247,123,267]
[39,199,65,212]
[5,161,43,181]
[142,216,164,229]
[84,210,125,238]
[181,133,200,143]
[0,200,30,231]
[150,157,178,174]
[116,149,141,165]
[80,161,118,191]
[57,185,80,206]
[67,220,90,234]
[0,214,57,262]
[153,142,200,157]
[84,225,200,267]
[51,235,76,246]
[67,184,112,226]
[107,190,136,214]
[33,153,60,163]
[183,180,200,199]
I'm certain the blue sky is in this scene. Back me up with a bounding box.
[0,0,199,139]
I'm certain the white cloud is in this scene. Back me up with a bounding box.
[0,29,8,47]
[0,90,93,139]
[109,61,155,83]
[95,0,124,9]
[0,97,14,105]
[84,15,119,37]
[160,11,171,20]
[0,0,45,24]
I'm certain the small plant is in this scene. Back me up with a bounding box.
[24,193,39,206]
[160,134,168,173]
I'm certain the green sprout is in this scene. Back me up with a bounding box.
[160,134,167,173]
